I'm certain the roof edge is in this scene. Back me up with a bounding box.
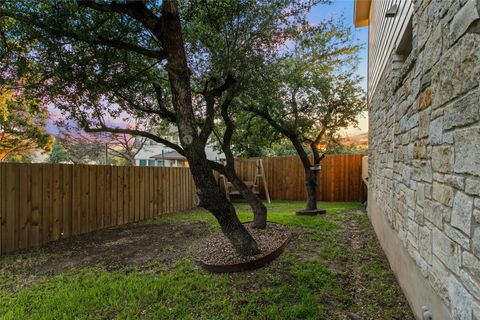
[354,0,372,27]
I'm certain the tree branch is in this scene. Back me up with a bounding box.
[220,90,236,167]
[0,8,166,60]
[79,0,164,41]
[242,104,294,139]
[199,74,236,144]
[152,83,177,122]
[81,122,185,156]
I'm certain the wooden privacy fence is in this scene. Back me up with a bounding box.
[234,154,367,202]
[0,163,196,256]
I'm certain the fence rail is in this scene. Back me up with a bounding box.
[234,154,367,202]
[0,164,196,255]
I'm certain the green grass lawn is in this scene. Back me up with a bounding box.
[0,201,413,320]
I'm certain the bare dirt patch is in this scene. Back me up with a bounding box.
[338,210,415,320]
[6,222,212,276]
[198,222,291,268]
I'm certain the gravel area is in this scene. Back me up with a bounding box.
[198,223,291,265]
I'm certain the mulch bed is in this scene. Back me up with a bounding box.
[198,222,291,272]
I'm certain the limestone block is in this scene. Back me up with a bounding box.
[466,178,480,196]
[429,256,451,305]
[431,34,480,108]
[417,183,426,204]
[432,181,454,206]
[451,191,474,234]
[419,109,431,138]
[429,116,444,145]
[405,187,416,209]
[417,88,433,110]
[443,131,454,144]
[408,218,420,237]
[432,146,453,173]
[454,127,480,176]
[444,91,480,130]
[443,175,465,190]
[473,302,480,320]
[419,225,433,263]
[424,23,445,72]
[433,227,462,273]
[444,224,471,249]
[449,0,480,45]
[474,209,480,223]
[448,275,473,320]
[413,160,433,183]
[413,140,428,159]
[463,251,480,280]
[473,228,480,257]
[424,200,441,227]
[459,269,480,301]
[425,184,432,198]
[415,252,429,277]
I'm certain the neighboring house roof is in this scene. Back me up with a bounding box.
[151,151,186,160]
[354,0,371,27]
[134,136,224,161]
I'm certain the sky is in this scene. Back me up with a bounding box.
[308,0,369,136]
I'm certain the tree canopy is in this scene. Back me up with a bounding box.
[0,85,53,161]
[236,14,366,211]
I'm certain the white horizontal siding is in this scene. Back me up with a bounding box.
[368,0,414,101]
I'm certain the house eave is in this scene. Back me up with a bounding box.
[354,0,372,27]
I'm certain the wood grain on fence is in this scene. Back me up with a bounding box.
[233,154,367,203]
[0,164,196,256]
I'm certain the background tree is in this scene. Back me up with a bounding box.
[56,133,106,164]
[54,120,149,165]
[0,86,53,161]
[106,133,147,166]
[48,139,71,163]
[242,19,366,212]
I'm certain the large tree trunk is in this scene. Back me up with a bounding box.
[305,167,319,210]
[161,0,259,256]
[215,83,267,229]
[289,134,323,211]
[222,166,267,229]
[189,154,260,255]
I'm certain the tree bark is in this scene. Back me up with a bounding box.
[215,85,267,229]
[288,134,323,211]
[222,166,267,229]
[307,142,324,211]
[160,0,259,256]
[304,167,319,210]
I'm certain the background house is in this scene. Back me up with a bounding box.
[134,138,224,167]
[355,0,480,319]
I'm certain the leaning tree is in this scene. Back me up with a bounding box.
[241,19,366,213]
[0,0,322,255]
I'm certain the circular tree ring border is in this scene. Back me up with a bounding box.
[296,208,327,216]
[198,223,292,273]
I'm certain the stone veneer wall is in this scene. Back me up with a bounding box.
[368,0,480,319]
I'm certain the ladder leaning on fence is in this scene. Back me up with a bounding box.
[219,159,271,203]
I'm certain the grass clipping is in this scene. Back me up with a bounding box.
[198,222,291,266]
